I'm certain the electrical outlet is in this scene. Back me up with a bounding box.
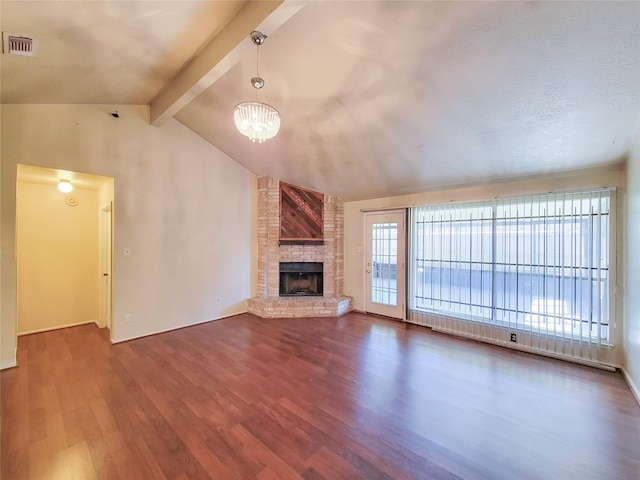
[216,297,221,304]
[125,313,132,323]
[510,333,517,342]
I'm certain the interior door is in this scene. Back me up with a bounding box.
[98,204,112,331]
[365,210,406,319]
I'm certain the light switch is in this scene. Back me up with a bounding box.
[356,246,363,253]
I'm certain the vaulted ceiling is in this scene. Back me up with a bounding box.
[2,1,639,201]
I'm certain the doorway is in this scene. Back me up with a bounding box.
[365,210,406,319]
[16,165,114,335]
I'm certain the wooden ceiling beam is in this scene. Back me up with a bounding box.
[150,0,302,126]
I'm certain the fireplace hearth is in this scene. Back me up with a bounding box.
[280,262,323,297]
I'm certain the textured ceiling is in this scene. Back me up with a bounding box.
[0,0,245,104]
[2,1,639,201]
[175,1,640,200]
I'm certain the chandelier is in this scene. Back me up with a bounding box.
[233,31,281,143]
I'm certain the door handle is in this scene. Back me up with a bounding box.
[103,273,109,276]
[366,270,371,273]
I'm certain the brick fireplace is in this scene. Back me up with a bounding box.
[247,177,352,318]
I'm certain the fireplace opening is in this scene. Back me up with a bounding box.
[279,262,323,297]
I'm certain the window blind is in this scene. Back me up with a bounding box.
[409,190,612,346]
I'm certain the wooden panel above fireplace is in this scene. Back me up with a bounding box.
[280,182,324,244]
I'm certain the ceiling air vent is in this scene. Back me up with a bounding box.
[3,32,34,56]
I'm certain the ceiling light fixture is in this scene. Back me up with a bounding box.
[58,179,73,193]
[233,31,280,143]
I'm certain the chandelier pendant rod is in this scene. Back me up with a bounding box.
[233,31,281,143]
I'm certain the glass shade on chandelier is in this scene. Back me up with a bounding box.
[234,31,280,143]
[234,101,280,143]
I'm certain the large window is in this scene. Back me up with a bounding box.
[409,190,612,342]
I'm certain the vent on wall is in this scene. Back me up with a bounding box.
[3,32,34,56]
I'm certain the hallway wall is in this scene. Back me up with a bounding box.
[17,181,99,334]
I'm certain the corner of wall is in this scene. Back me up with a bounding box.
[622,367,640,407]
[623,125,640,402]
[250,174,259,299]
[0,157,18,370]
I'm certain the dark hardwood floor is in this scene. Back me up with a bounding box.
[2,312,639,479]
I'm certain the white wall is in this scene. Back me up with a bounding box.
[344,165,626,352]
[1,104,256,368]
[625,129,640,401]
[17,181,100,334]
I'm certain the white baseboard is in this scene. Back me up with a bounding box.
[1,359,17,370]
[18,320,95,336]
[111,311,247,345]
[621,368,640,407]
[430,325,618,372]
